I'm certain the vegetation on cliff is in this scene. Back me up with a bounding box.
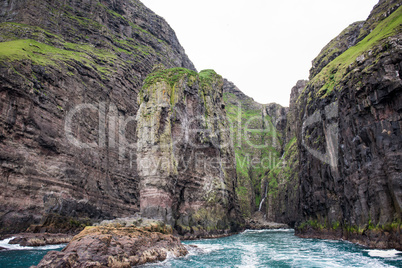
[308,4,402,98]
[223,81,283,218]
[0,0,400,253]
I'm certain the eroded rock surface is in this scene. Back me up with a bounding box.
[33,225,187,267]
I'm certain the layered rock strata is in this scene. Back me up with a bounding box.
[0,0,195,233]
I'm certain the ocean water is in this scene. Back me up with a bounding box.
[1,230,401,268]
[0,237,65,268]
[145,229,402,268]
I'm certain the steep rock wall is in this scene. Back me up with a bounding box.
[0,0,195,234]
[295,1,402,249]
[264,80,306,226]
[136,68,242,236]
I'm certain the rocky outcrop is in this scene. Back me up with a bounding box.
[263,103,288,145]
[260,1,402,249]
[355,0,401,42]
[33,224,188,267]
[0,0,195,234]
[294,1,402,249]
[7,233,72,247]
[136,68,242,236]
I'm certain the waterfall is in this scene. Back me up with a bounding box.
[258,197,266,211]
[258,183,269,211]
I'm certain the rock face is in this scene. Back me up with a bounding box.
[293,0,402,249]
[0,0,196,234]
[136,68,242,235]
[1,0,400,252]
[33,225,188,267]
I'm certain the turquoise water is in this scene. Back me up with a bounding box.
[146,229,402,268]
[0,249,61,268]
[1,230,401,267]
[0,237,65,268]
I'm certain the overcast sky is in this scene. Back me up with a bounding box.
[141,0,379,107]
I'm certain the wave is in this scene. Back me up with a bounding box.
[365,249,402,258]
[187,243,224,254]
[0,237,66,251]
[241,229,294,234]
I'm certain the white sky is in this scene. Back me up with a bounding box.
[141,0,379,107]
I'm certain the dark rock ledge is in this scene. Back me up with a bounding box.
[296,227,402,251]
[245,212,290,230]
[3,233,73,247]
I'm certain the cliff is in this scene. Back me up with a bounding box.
[256,0,402,249]
[292,0,402,249]
[0,0,202,235]
[0,0,401,252]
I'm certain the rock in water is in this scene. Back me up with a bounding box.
[33,225,188,267]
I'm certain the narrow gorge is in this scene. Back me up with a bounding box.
[0,0,401,266]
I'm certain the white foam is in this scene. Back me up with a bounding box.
[365,249,402,258]
[242,229,294,234]
[0,237,66,251]
[239,244,258,268]
[193,243,224,254]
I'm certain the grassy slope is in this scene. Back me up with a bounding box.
[309,5,402,98]
[0,38,117,76]
[0,0,176,79]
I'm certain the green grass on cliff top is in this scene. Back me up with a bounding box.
[312,5,402,97]
[142,68,221,91]
[0,39,117,74]
[142,67,198,90]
